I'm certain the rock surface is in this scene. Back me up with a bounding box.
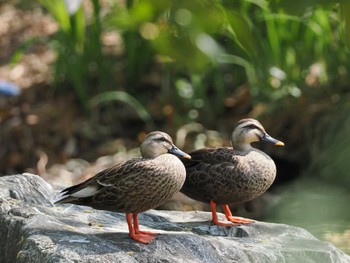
[0,174,349,263]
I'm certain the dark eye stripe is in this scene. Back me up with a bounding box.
[243,124,264,133]
[155,137,169,143]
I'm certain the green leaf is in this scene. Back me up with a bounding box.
[71,4,85,50]
[9,36,48,65]
[89,91,155,128]
[270,0,335,14]
[39,0,71,32]
[225,10,257,56]
[340,1,350,50]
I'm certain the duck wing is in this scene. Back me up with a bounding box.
[55,157,152,203]
[180,147,245,203]
[182,147,235,166]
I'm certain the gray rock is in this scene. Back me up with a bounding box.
[0,174,349,263]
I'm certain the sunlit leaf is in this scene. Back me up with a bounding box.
[153,27,211,70]
[39,0,71,32]
[270,0,336,14]
[225,10,257,56]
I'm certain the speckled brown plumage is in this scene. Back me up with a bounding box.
[180,119,284,226]
[181,147,276,205]
[58,154,187,213]
[55,131,190,244]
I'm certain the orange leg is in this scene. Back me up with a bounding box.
[223,205,254,224]
[210,201,238,227]
[126,213,157,244]
[133,213,158,236]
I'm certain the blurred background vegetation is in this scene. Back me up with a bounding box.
[0,0,350,253]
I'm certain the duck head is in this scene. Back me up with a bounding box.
[231,118,284,151]
[140,131,191,159]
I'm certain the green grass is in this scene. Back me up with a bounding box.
[36,0,349,123]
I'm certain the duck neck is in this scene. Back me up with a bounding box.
[231,140,253,152]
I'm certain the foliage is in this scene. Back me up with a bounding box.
[39,0,113,110]
[306,109,350,187]
[109,0,349,123]
[38,0,349,125]
[89,91,155,128]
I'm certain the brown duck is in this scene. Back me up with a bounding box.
[180,118,284,226]
[55,131,190,244]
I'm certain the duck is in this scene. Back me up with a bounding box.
[180,118,284,226]
[55,131,191,244]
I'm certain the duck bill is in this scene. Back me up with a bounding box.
[169,145,191,159]
[261,133,285,146]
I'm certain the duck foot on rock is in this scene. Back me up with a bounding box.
[127,213,159,244]
[210,201,255,227]
[223,205,254,224]
[210,201,240,227]
[129,232,157,244]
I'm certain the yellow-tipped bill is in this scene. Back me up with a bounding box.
[274,141,285,147]
[169,146,191,159]
[261,133,285,147]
